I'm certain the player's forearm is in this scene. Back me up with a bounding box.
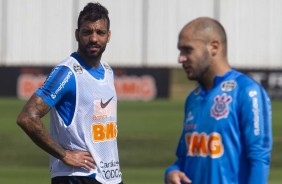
[17,94,66,160]
[247,160,270,184]
[17,114,66,159]
[165,157,185,179]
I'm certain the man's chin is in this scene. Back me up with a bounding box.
[187,73,196,81]
[86,52,101,59]
[87,49,104,58]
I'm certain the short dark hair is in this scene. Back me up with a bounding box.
[77,2,110,30]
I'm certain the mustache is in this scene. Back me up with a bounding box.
[87,42,101,48]
[182,62,190,68]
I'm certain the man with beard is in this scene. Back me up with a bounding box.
[17,3,123,184]
[165,17,272,184]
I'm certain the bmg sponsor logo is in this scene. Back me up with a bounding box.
[92,122,117,142]
[185,132,224,158]
[17,73,46,100]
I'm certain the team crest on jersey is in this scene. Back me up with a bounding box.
[73,64,83,74]
[211,93,232,120]
[221,80,236,92]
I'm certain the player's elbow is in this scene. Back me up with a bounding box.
[17,113,26,127]
[16,112,33,130]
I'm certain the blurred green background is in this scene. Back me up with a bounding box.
[1,69,281,184]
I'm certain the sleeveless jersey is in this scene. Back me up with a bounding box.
[49,56,122,184]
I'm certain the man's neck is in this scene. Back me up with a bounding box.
[200,61,231,91]
[76,51,101,69]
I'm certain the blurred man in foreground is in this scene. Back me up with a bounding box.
[165,17,272,184]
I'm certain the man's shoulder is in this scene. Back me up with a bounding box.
[57,55,78,67]
[52,55,83,75]
[231,70,261,89]
[101,61,113,71]
[230,70,268,99]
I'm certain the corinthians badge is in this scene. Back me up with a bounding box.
[211,93,232,120]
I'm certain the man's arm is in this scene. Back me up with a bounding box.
[17,94,95,170]
[17,94,65,158]
[165,130,191,184]
[238,82,272,183]
[165,95,192,184]
[165,158,191,184]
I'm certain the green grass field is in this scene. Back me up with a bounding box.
[0,98,281,184]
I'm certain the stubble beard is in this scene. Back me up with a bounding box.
[84,47,104,60]
[187,50,210,82]
[78,41,107,61]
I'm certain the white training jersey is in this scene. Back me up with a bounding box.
[48,56,122,184]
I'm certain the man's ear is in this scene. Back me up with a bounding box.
[75,29,79,41]
[107,30,111,43]
[209,40,220,57]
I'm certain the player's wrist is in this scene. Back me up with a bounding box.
[51,146,67,160]
[165,165,181,182]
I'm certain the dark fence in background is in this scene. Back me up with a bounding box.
[0,67,170,101]
[0,67,281,100]
[240,69,282,99]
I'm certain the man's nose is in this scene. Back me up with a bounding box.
[178,55,187,63]
[90,32,98,42]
